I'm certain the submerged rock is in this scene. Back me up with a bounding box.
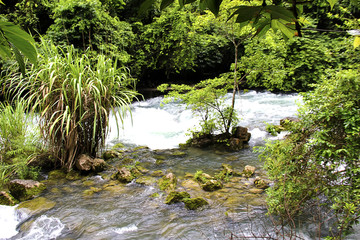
[47,169,67,180]
[183,197,209,210]
[136,176,157,185]
[165,191,190,204]
[8,179,46,202]
[242,165,256,178]
[17,197,56,216]
[0,191,18,206]
[112,167,135,183]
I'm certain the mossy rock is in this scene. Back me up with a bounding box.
[130,167,143,178]
[171,150,187,157]
[154,155,166,161]
[17,197,56,216]
[0,191,18,206]
[183,197,209,210]
[249,188,264,194]
[136,176,157,185]
[136,165,149,174]
[102,150,122,160]
[158,173,177,192]
[111,167,135,183]
[254,177,270,189]
[150,192,160,198]
[202,179,223,192]
[194,171,213,184]
[242,165,256,178]
[48,170,67,180]
[82,180,96,187]
[66,170,82,181]
[83,187,102,196]
[165,191,191,204]
[151,170,164,177]
[8,179,46,202]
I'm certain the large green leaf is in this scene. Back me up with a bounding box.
[204,0,223,16]
[264,5,295,22]
[139,0,156,14]
[161,0,175,10]
[0,21,37,65]
[230,6,262,24]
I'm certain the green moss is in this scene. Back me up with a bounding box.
[202,179,223,192]
[151,170,164,177]
[136,176,157,185]
[0,191,18,206]
[150,192,160,198]
[48,170,66,180]
[158,173,177,192]
[9,180,46,202]
[165,191,191,204]
[183,197,209,210]
[66,170,82,181]
[83,187,102,196]
[171,150,186,157]
[17,197,56,215]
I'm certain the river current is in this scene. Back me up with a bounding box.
[1,91,359,239]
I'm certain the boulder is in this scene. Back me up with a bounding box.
[183,197,209,210]
[8,179,46,202]
[194,171,213,184]
[111,167,135,183]
[75,154,106,172]
[242,165,256,178]
[202,179,223,192]
[158,173,177,192]
[102,150,122,160]
[228,138,244,150]
[165,191,190,204]
[0,191,18,206]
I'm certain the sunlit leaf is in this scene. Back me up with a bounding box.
[327,0,337,10]
[354,36,360,49]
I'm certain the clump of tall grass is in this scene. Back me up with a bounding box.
[5,39,139,171]
[0,101,43,188]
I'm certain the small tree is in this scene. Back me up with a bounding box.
[158,76,239,137]
[4,39,138,170]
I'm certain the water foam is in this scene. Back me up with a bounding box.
[19,215,65,240]
[0,205,21,239]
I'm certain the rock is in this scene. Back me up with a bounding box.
[194,171,213,184]
[202,179,223,192]
[102,150,122,160]
[249,188,264,194]
[136,176,157,185]
[66,170,82,181]
[171,150,187,157]
[183,197,209,210]
[158,173,177,192]
[232,126,251,142]
[165,191,191,204]
[83,187,102,196]
[17,197,56,216]
[151,170,164,177]
[136,166,149,174]
[228,138,244,150]
[0,191,18,206]
[254,177,270,189]
[221,164,234,175]
[75,154,106,172]
[111,167,135,183]
[242,165,256,178]
[48,169,67,180]
[8,179,46,202]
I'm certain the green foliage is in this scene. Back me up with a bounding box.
[4,39,139,171]
[46,0,134,64]
[158,76,239,136]
[259,69,360,238]
[0,101,43,188]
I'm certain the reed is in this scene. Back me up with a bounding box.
[5,39,139,170]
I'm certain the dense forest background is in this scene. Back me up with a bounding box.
[0,0,359,91]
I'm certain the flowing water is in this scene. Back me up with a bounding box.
[1,91,358,240]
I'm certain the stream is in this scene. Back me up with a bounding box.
[1,90,359,240]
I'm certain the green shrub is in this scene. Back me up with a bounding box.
[259,69,360,238]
